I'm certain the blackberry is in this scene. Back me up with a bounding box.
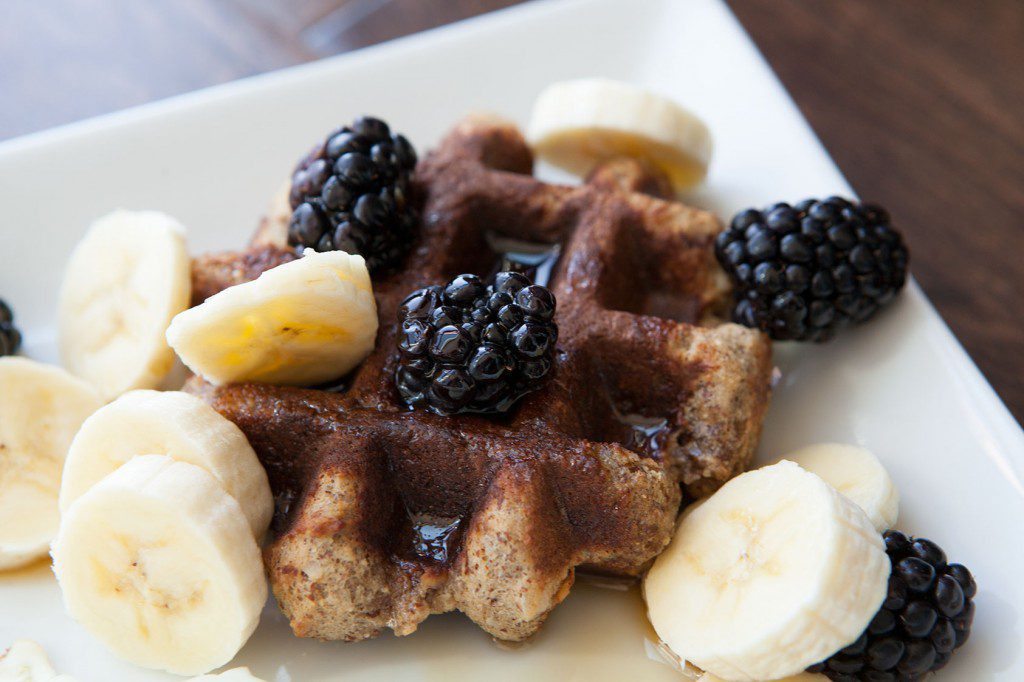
[715,197,908,342]
[288,116,418,273]
[0,299,22,357]
[394,272,558,415]
[808,531,976,681]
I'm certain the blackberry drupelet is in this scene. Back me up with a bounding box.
[394,272,558,415]
[0,299,22,357]
[288,116,418,273]
[715,197,908,342]
[808,530,976,681]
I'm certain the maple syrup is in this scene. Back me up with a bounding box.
[409,515,462,563]
[487,233,562,287]
[607,401,674,457]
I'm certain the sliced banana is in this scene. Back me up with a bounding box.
[189,667,268,681]
[0,640,82,681]
[58,210,191,400]
[528,78,712,191]
[0,640,58,680]
[644,461,889,682]
[697,672,827,682]
[52,455,266,677]
[59,390,272,538]
[0,358,102,571]
[779,443,899,532]
[166,249,377,387]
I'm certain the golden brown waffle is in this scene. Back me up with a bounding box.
[188,115,772,642]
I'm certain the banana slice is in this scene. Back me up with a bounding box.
[0,640,58,680]
[58,210,191,400]
[643,461,889,682]
[0,358,102,570]
[778,443,899,533]
[697,672,827,682]
[59,390,272,538]
[166,249,377,387]
[0,640,82,682]
[189,667,267,681]
[52,455,266,676]
[528,78,712,191]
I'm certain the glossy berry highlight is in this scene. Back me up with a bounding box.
[288,116,418,273]
[715,197,909,342]
[808,530,976,681]
[394,272,558,415]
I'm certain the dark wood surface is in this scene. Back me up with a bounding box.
[729,0,1024,428]
[2,0,1021,424]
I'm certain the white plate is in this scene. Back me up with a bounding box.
[2,0,1022,679]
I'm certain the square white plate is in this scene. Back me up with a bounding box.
[1,0,1021,679]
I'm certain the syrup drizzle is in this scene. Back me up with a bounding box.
[242,230,698,678]
[486,233,561,287]
[613,408,672,455]
[409,515,462,563]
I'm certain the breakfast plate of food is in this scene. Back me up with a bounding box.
[0,0,1021,680]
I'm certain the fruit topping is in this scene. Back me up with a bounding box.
[0,299,22,357]
[287,116,418,273]
[528,78,712,191]
[52,455,266,676]
[0,357,102,571]
[807,530,976,680]
[59,210,192,399]
[166,250,378,387]
[394,271,558,415]
[643,461,890,681]
[715,197,909,342]
[778,443,899,533]
[59,390,272,538]
[698,672,826,682]
[0,640,63,680]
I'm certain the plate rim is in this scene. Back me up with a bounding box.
[1,0,1021,678]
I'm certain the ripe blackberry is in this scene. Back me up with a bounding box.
[0,299,22,357]
[394,272,558,415]
[288,116,418,273]
[715,197,908,342]
[808,531,976,681]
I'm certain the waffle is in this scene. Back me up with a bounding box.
[187,115,772,642]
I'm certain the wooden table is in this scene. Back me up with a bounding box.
[2,0,1021,424]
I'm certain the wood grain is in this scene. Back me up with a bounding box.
[0,0,1021,423]
[729,0,1024,424]
[0,0,522,140]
